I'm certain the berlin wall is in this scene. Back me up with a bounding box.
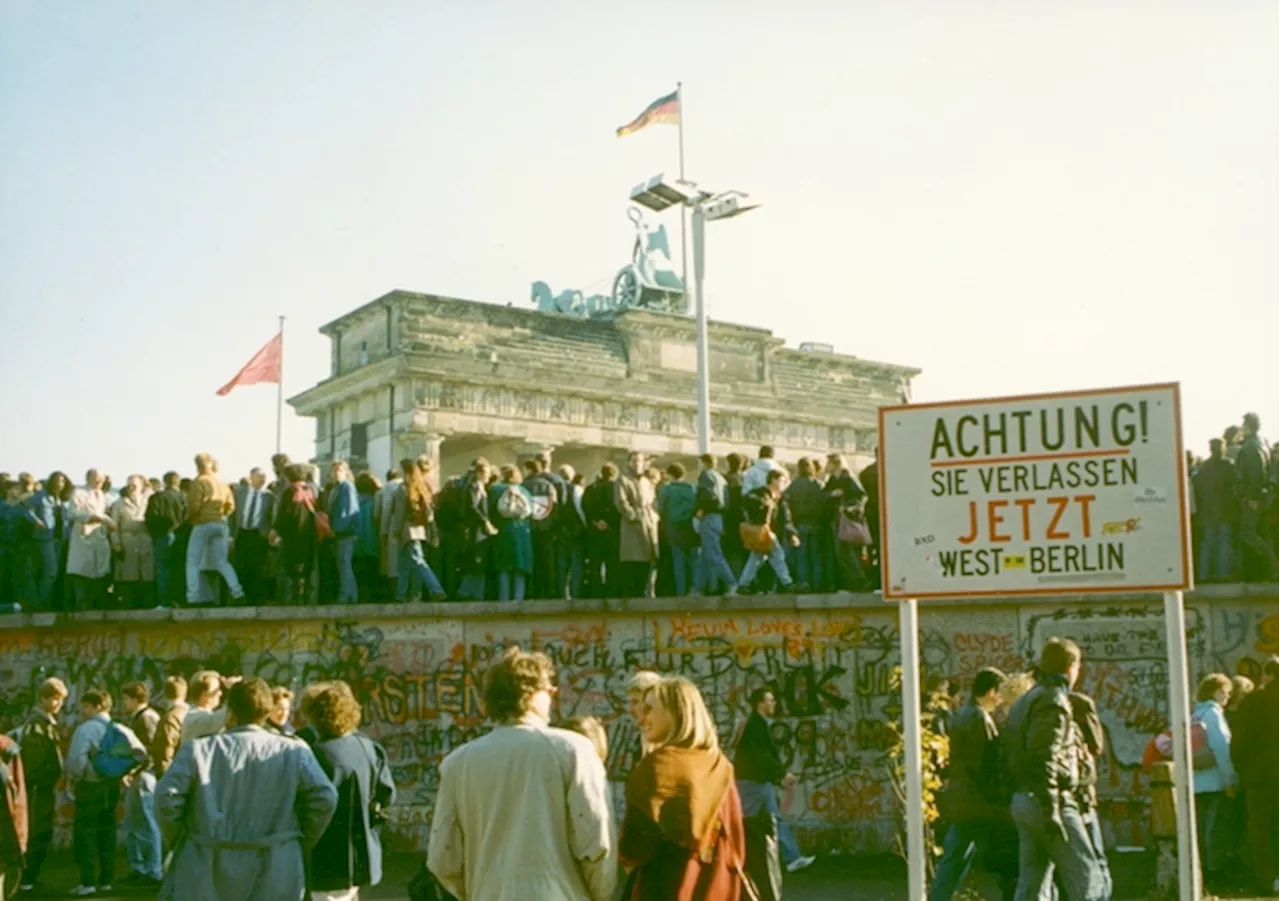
[0,587,1274,854]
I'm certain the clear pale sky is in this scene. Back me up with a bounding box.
[1,1,1275,482]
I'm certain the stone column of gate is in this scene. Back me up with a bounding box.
[401,431,448,490]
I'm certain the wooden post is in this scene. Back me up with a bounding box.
[1150,761,1178,900]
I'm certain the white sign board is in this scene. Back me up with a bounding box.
[878,383,1191,600]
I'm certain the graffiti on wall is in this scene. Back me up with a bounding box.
[0,597,1273,853]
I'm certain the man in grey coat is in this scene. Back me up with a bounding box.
[155,678,338,901]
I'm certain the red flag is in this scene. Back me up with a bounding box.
[216,333,282,397]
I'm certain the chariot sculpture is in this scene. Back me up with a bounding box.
[532,206,687,318]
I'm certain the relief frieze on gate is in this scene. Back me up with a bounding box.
[414,379,859,449]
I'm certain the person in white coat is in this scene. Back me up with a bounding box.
[740,445,788,495]
[66,470,115,611]
[428,647,616,901]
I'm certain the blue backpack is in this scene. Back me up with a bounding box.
[90,723,138,780]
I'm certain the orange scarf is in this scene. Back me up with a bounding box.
[625,746,734,860]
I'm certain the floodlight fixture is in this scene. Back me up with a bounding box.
[629,174,705,212]
[701,190,761,222]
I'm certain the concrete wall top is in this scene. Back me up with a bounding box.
[3,583,1274,630]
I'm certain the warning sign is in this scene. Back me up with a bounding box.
[878,383,1191,600]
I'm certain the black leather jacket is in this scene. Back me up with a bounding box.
[1005,675,1083,818]
[939,702,1007,822]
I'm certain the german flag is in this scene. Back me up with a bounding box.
[616,90,680,137]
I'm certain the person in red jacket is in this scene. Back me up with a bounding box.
[0,733,29,898]
[620,677,749,901]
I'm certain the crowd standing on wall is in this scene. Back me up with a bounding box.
[1188,412,1279,583]
[0,445,886,610]
[2,411,1274,610]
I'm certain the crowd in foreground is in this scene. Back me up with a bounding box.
[2,672,389,898]
[927,651,1279,901]
[0,445,883,611]
[0,644,1274,901]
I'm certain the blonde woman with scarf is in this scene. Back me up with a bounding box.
[619,677,752,901]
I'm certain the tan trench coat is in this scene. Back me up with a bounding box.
[614,475,659,563]
[111,494,155,582]
[66,488,112,580]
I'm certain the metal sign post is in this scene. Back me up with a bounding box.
[1162,589,1202,901]
[878,383,1194,901]
[899,597,926,901]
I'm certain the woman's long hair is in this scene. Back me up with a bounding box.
[401,458,433,523]
[45,471,71,501]
[649,677,720,754]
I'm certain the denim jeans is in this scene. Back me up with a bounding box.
[930,820,1019,901]
[668,543,697,597]
[694,514,738,593]
[498,571,526,602]
[555,539,573,600]
[185,521,243,604]
[740,543,793,589]
[1010,794,1107,901]
[1081,809,1112,901]
[396,541,444,600]
[35,539,61,610]
[566,544,585,599]
[794,524,823,589]
[123,771,163,880]
[335,536,358,602]
[1196,790,1230,876]
[1197,522,1234,582]
[930,821,982,901]
[736,781,802,865]
[74,779,120,887]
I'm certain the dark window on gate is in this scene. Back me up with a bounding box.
[350,422,368,459]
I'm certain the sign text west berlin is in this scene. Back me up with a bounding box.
[878,383,1190,599]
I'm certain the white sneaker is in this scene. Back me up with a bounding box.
[786,855,816,873]
[69,887,96,897]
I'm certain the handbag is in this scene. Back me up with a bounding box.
[408,864,457,901]
[739,522,776,555]
[837,508,871,546]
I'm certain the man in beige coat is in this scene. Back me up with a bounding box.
[428,647,616,901]
[614,452,659,599]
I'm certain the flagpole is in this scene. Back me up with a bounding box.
[676,81,688,309]
[276,315,285,455]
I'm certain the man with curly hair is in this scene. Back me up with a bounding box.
[428,647,616,901]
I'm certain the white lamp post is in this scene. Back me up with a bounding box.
[629,176,759,454]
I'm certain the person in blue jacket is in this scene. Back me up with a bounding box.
[327,461,362,604]
[1192,672,1238,894]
